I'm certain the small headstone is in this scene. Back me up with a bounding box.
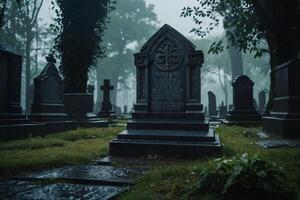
[258,90,266,115]
[123,105,128,114]
[114,105,122,117]
[208,91,218,121]
[218,101,227,119]
[110,24,221,157]
[29,54,69,122]
[224,75,260,125]
[98,79,116,119]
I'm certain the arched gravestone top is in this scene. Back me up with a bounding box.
[232,75,255,110]
[33,54,64,104]
[133,24,204,117]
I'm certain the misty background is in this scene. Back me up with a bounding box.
[0,0,270,113]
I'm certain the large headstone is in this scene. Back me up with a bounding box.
[98,79,116,119]
[208,91,218,121]
[0,46,46,140]
[258,90,266,115]
[223,75,260,125]
[263,58,300,138]
[0,46,25,124]
[29,55,69,121]
[109,24,221,157]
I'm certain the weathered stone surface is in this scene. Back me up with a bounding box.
[7,183,125,200]
[110,24,221,157]
[0,181,40,197]
[263,58,300,138]
[30,165,143,182]
[224,75,260,126]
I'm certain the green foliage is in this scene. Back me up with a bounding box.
[0,138,66,150]
[196,153,295,200]
[181,0,267,57]
[52,0,112,92]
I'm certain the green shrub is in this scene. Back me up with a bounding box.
[196,153,295,200]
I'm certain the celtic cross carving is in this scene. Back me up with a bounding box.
[153,40,182,71]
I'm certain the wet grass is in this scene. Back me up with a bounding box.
[120,125,300,200]
[0,126,124,178]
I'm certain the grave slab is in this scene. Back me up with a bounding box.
[257,139,300,148]
[7,183,125,200]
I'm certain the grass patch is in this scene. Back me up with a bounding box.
[120,125,300,200]
[0,126,123,178]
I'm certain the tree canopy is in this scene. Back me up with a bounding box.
[52,0,112,93]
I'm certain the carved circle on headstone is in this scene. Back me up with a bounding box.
[153,39,183,72]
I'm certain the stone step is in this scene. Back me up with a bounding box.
[116,129,216,142]
[127,119,209,131]
[110,133,222,157]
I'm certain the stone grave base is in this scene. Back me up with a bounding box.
[109,124,221,157]
[0,123,46,141]
[29,113,69,122]
[262,115,300,139]
[223,110,261,126]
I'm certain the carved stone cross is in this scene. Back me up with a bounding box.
[101,79,114,106]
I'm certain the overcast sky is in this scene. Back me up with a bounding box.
[39,0,223,38]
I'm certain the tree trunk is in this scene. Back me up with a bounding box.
[252,0,300,114]
[228,41,244,80]
[25,30,33,114]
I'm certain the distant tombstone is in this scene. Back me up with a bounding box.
[263,58,300,138]
[110,24,221,157]
[204,106,208,118]
[224,75,260,125]
[218,101,227,119]
[98,79,116,119]
[123,105,128,114]
[208,91,218,121]
[258,91,266,115]
[0,46,25,124]
[253,98,258,110]
[114,105,122,117]
[29,54,68,121]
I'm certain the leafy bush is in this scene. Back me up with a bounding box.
[196,153,295,200]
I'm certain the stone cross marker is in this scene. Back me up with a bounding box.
[29,54,68,121]
[258,90,266,115]
[208,91,218,121]
[110,24,221,157]
[98,79,116,118]
[224,75,260,125]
